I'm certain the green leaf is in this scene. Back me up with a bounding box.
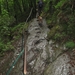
[65,41,75,49]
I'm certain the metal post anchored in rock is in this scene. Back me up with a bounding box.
[24,31,28,75]
[24,45,27,75]
[24,42,27,75]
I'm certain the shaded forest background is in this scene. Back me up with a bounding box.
[0,0,36,55]
[44,0,75,49]
[0,0,75,56]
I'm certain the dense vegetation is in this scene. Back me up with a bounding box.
[0,0,36,55]
[0,0,75,55]
[43,0,75,48]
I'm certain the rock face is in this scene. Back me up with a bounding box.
[26,19,75,75]
[44,54,71,75]
[3,18,75,75]
[24,19,75,75]
[26,19,49,75]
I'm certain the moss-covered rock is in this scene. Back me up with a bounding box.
[47,25,61,41]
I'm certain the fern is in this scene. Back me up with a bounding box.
[55,0,68,9]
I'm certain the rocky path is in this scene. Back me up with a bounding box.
[26,18,49,75]
[1,18,75,75]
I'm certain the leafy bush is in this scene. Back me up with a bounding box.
[12,22,29,37]
[0,10,15,54]
[54,33,62,40]
[65,41,75,49]
[55,0,68,9]
[53,32,66,42]
[0,9,29,54]
[0,41,14,53]
[0,9,15,38]
[67,15,75,38]
[47,25,60,40]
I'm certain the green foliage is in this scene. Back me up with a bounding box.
[67,15,75,38]
[44,0,75,43]
[12,22,28,35]
[54,33,62,41]
[53,32,66,41]
[0,9,15,39]
[54,33,62,40]
[0,40,14,53]
[0,1,29,55]
[0,9,15,26]
[47,25,60,40]
[0,10,10,26]
[55,0,68,9]
[65,41,75,49]
[0,10,15,54]
[10,22,29,42]
[0,0,36,56]
[46,19,51,25]
[44,2,49,13]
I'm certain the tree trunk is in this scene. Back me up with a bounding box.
[0,3,1,15]
[22,0,26,12]
[6,0,9,12]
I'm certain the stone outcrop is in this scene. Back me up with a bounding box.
[2,18,75,75]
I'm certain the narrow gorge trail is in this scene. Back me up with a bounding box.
[0,18,75,75]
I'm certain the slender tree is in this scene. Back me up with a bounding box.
[6,0,9,12]
[0,2,1,15]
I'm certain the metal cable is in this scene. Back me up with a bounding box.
[6,7,33,75]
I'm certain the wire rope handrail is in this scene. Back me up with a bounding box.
[6,7,33,75]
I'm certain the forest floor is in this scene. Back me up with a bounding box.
[0,38,23,75]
